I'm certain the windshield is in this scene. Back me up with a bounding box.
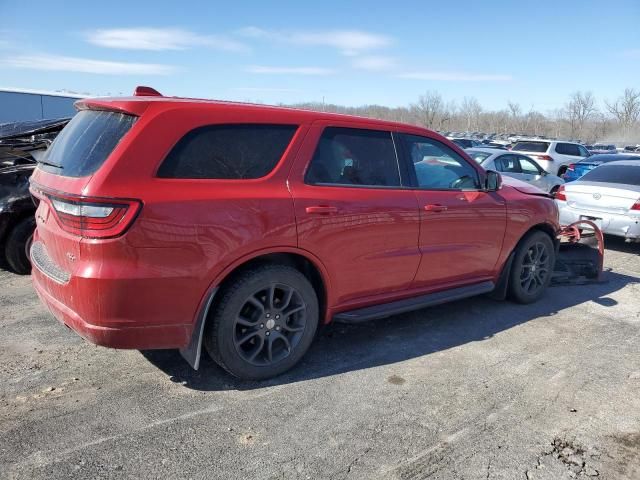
[41,110,136,177]
[511,141,550,153]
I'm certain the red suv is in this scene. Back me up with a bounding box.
[30,90,559,380]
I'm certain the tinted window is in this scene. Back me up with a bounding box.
[41,110,136,177]
[512,141,549,153]
[580,164,640,185]
[400,134,480,190]
[305,127,400,187]
[555,143,581,156]
[158,124,297,179]
[494,154,521,173]
[518,157,542,174]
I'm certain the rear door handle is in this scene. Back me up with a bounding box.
[424,204,448,212]
[305,206,338,215]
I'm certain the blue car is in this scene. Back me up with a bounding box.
[562,153,640,182]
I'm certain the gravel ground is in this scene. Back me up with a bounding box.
[1,237,639,480]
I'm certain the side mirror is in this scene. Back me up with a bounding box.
[484,170,502,192]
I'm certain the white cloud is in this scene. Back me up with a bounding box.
[1,54,176,75]
[246,65,334,75]
[398,71,512,82]
[352,55,397,71]
[238,27,392,55]
[87,27,248,52]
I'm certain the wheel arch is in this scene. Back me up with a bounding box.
[491,222,558,300]
[180,247,332,370]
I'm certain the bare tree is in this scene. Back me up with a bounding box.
[507,101,522,132]
[411,91,445,129]
[564,91,596,140]
[460,97,482,132]
[606,88,640,140]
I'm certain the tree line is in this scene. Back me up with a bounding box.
[289,88,640,145]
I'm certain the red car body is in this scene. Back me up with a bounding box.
[29,93,560,372]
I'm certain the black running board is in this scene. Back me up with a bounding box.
[333,281,495,323]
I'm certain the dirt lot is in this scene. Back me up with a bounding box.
[1,237,639,480]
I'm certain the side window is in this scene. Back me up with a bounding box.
[577,145,589,157]
[305,127,401,187]
[518,157,542,175]
[495,154,521,173]
[157,124,297,179]
[399,134,480,190]
[555,143,580,156]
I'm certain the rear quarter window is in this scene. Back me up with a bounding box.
[157,124,297,179]
[511,141,549,153]
[41,110,136,177]
[581,165,640,185]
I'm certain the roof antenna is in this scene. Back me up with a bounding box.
[133,86,163,97]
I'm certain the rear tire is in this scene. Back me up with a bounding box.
[508,230,555,304]
[5,217,35,275]
[204,265,319,380]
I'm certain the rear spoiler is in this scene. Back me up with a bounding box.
[74,86,163,116]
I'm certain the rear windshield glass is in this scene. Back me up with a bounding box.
[511,141,549,153]
[157,124,297,179]
[581,165,640,185]
[40,110,136,177]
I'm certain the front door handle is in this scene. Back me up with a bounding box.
[306,205,338,215]
[424,204,448,212]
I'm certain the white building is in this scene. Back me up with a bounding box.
[0,88,86,123]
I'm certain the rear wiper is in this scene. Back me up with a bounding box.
[37,159,63,169]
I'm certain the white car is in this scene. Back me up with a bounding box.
[510,140,590,176]
[466,148,564,194]
[556,160,640,242]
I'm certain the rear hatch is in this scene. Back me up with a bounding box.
[510,141,552,162]
[30,109,137,277]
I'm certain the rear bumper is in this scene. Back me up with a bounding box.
[559,205,640,240]
[30,240,193,350]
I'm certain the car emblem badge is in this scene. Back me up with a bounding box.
[592,193,601,200]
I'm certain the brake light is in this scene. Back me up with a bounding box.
[631,199,640,211]
[555,185,567,201]
[40,191,142,239]
[535,155,554,161]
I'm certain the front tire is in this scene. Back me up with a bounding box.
[204,265,319,380]
[508,231,555,304]
[5,216,35,275]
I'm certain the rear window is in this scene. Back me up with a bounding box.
[511,141,549,153]
[41,110,136,177]
[157,124,297,179]
[581,164,640,185]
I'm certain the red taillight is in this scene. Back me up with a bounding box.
[31,185,141,238]
[631,199,640,211]
[535,155,554,161]
[567,163,576,172]
[555,185,567,201]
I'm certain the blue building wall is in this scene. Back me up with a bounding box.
[0,91,80,122]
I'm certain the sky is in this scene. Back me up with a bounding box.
[0,0,638,112]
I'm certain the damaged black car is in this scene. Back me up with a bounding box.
[0,118,69,273]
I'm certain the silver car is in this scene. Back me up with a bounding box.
[556,160,640,242]
[466,148,564,194]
